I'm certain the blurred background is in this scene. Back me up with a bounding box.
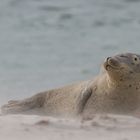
[0,0,140,105]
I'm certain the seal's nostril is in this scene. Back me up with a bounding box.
[107,57,111,61]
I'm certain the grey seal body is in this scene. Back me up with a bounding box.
[2,53,140,117]
[1,80,94,117]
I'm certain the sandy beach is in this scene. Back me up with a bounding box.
[1,114,140,140]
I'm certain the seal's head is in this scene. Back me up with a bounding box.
[103,53,140,83]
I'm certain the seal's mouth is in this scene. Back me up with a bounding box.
[104,57,120,71]
[104,62,118,71]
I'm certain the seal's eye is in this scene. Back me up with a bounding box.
[133,55,140,64]
[134,57,138,61]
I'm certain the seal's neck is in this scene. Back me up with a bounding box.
[105,74,140,91]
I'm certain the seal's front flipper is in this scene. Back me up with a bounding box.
[76,88,92,114]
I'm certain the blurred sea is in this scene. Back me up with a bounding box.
[1,0,140,104]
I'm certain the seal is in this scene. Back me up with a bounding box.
[2,53,140,117]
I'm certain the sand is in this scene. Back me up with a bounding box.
[0,113,140,140]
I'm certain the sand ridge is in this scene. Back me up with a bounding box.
[0,114,140,140]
